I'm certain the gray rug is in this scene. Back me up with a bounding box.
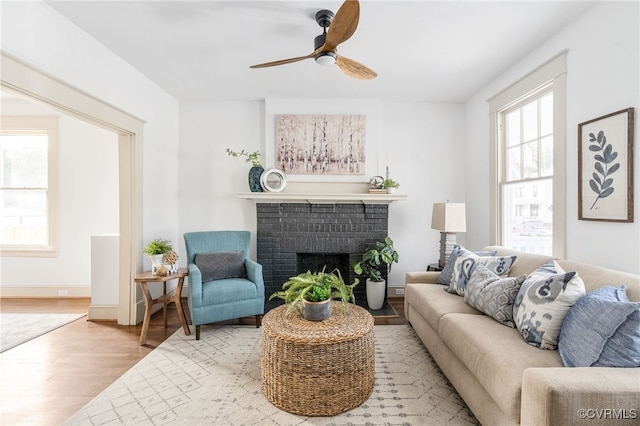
[65,324,478,425]
[0,312,86,353]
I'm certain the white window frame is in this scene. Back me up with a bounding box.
[488,51,568,258]
[0,116,59,256]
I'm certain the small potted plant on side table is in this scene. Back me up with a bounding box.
[142,238,173,276]
[353,237,399,310]
[269,268,359,321]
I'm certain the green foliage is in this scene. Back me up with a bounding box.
[142,238,173,256]
[269,268,359,316]
[383,178,400,189]
[226,148,262,168]
[353,236,399,282]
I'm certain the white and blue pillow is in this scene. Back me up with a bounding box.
[559,286,640,367]
[436,245,497,285]
[464,264,526,328]
[513,260,585,350]
[446,247,516,296]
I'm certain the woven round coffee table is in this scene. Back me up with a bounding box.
[261,302,375,417]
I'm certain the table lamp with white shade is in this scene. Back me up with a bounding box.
[431,202,467,268]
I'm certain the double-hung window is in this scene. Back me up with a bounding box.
[501,89,554,254]
[0,116,58,256]
[489,52,567,258]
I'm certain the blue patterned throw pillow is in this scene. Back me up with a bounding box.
[464,264,527,328]
[436,245,497,285]
[446,248,517,296]
[513,261,585,350]
[558,286,640,367]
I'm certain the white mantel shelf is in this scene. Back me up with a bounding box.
[237,192,407,204]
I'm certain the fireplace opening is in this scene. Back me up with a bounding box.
[297,253,350,278]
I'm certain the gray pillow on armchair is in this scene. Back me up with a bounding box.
[195,251,247,281]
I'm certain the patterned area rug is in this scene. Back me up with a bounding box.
[0,312,86,353]
[65,324,478,426]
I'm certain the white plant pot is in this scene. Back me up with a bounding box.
[366,278,386,310]
[149,254,164,276]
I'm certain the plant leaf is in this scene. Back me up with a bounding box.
[594,154,605,163]
[588,132,596,142]
[592,172,602,185]
[589,179,600,194]
[589,145,602,152]
[607,163,620,175]
[595,162,605,175]
[597,130,605,144]
[600,187,615,198]
[602,178,613,190]
[605,151,618,163]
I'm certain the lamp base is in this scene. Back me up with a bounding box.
[438,233,457,268]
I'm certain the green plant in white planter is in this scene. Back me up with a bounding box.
[353,237,399,310]
[142,238,173,275]
[269,268,358,321]
[383,179,400,194]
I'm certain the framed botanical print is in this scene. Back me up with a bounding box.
[578,108,634,222]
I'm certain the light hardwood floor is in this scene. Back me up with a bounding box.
[0,297,406,425]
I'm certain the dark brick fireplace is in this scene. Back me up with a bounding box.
[256,203,389,311]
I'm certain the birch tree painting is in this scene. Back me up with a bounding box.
[275,114,366,175]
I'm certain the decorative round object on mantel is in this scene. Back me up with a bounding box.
[260,168,287,192]
[248,166,265,192]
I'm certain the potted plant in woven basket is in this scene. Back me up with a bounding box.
[269,268,359,321]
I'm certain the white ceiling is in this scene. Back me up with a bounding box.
[45,0,597,103]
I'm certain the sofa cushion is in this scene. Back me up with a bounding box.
[195,251,247,282]
[436,245,497,285]
[514,260,586,350]
[559,286,640,367]
[439,313,563,419]
[405,283,483,331]
[464,264,527,328]
[447,248,517,296]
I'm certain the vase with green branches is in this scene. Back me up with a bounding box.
[226,148,264,192]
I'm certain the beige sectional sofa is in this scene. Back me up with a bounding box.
[404,246,639,426]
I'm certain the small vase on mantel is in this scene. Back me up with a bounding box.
[248,166,264,192]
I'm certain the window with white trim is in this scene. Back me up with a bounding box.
[488,51,567,258]
[1,116,58,255]
[501,88,554,255]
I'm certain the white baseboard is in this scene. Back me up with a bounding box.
[88,305,118,320]
[0,286,91,298]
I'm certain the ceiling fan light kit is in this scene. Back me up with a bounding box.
[315,52,336,65]
[249,0,376,80]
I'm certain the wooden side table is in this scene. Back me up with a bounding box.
[134,268,190,345]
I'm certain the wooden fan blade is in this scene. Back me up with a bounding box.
[335,56,377,80]
[323,0,360,51]
[250,52,315,68]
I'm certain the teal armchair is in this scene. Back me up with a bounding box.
[184,231,264,339]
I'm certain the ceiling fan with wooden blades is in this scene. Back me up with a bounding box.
[249,0,377,80]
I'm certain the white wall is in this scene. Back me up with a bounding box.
[0,97,119,292]
[178,100,466,287]
[464,1,639,273]
[1,1,181,292]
